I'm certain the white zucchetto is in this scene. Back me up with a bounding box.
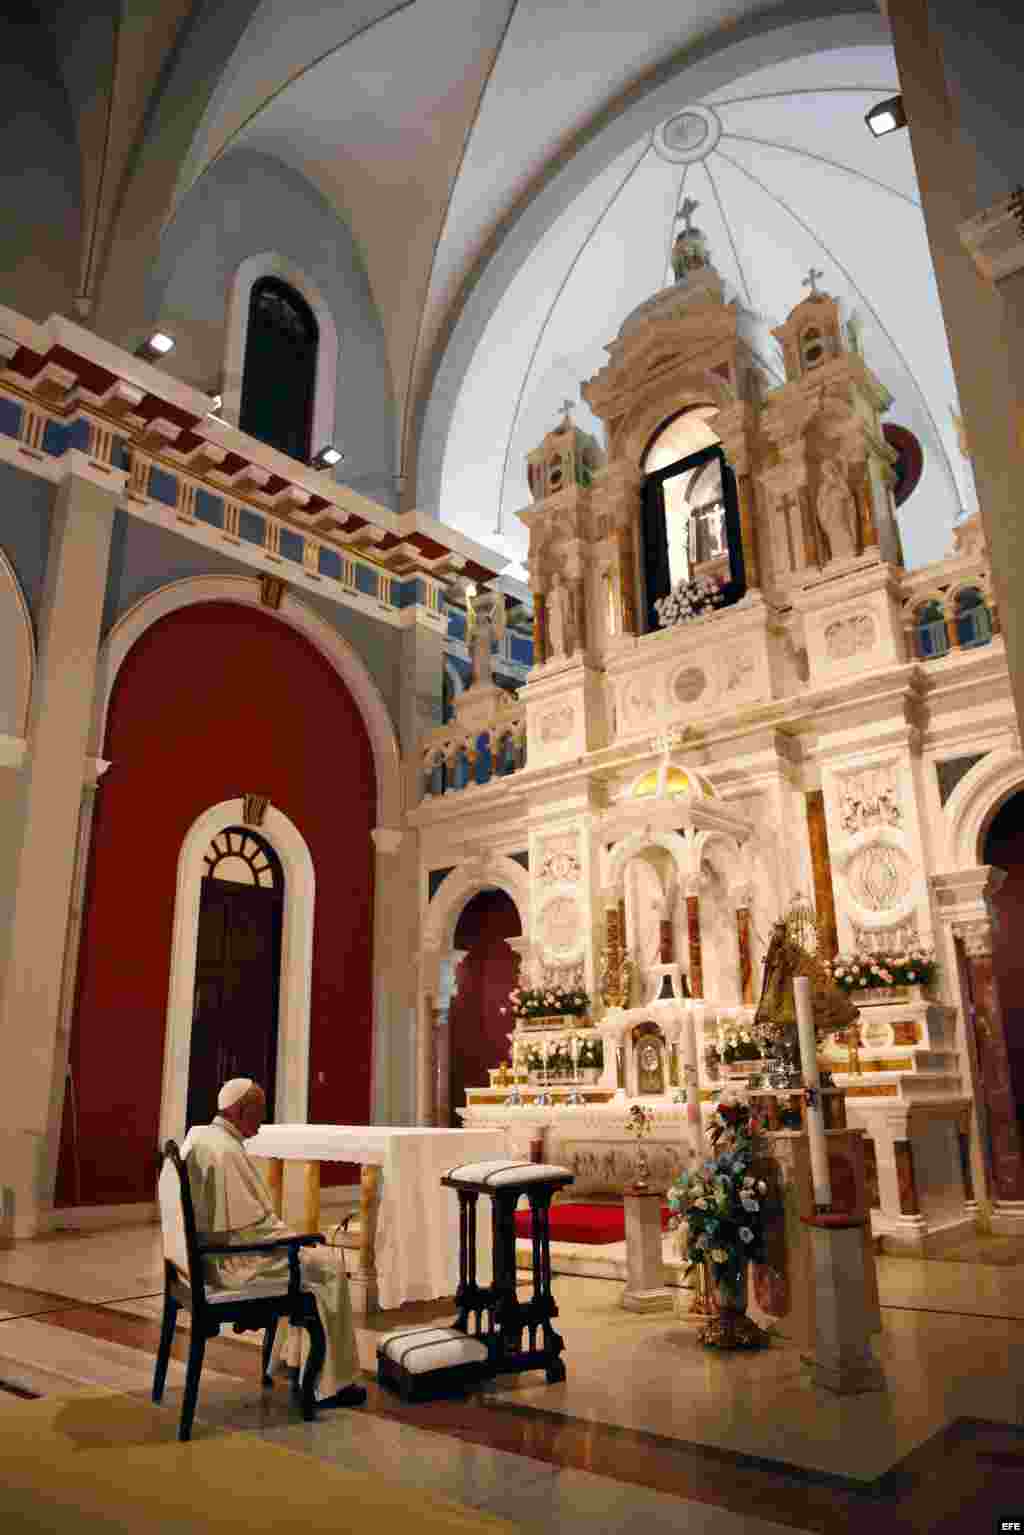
[217,1077,255,1112]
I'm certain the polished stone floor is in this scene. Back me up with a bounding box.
[2,1222,1024,1533]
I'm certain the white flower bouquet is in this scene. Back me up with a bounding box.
[822,946,937,993]
[653,573,726,630]
[500,983,590,1020]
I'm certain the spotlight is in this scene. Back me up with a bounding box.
[865,95,907,138]
[135,331,175,360]
[311,444,344,469]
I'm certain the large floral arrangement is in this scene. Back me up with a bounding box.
[822,945,936,993]
[721,1027,762,1064]
[501,983,590,1020]
[653,572,726,629]
[667,1100,769,1279]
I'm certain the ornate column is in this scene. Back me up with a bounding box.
[531,592,548,666]
[684,877,704,1000]
[732,881,755,1006]
[954,910,1024,1213]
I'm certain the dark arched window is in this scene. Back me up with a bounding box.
[239,278,318,462]
[956,586,992,649]
[915,599,948,659]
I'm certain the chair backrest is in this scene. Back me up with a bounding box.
[157,1140,207,1297]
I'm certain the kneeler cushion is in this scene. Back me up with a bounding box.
[512,1202,672,1246]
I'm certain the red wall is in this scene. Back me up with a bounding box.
[55,601,377,1206]
[985,792,1024,1129]
[448,890,521,1125]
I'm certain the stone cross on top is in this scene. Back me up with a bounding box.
[676,196,700,233]
[802,266,825,298]
[561,397,575,419]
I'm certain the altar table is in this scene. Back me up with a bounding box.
[244,1125,506,1312]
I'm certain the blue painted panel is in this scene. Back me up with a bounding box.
[394,578,417,609]
[318,547,342,581]
[194,488,224,529]
[68,417,91,452]
[149,465,177,507]
[0,397,22,439]
[41,418,70,456]
[447,607,466,640]
[238,508,264,545]
[112,436,130,469]
[355,563,378,598]
[510,633,533,666]
[279,529,304,564]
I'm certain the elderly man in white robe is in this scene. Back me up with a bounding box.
[181,1077,365,1407]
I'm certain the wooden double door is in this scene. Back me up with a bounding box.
[185,873,283,1131]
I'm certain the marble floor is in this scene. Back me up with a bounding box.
[2,1223,1024,1533]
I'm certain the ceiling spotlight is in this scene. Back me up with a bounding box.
[311,444,344,469]
[865,95,907,138]
[136,331,175,360]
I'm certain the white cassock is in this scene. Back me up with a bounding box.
[181,1116,358,1398]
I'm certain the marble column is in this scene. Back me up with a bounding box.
[532,592,547,666]
[736,906,753,1005]
[685,893,703,1000]
[0,463,119,1239]
[615,527,637,634]
[956,916,1024,1204]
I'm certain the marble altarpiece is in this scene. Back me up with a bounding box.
[414,207,1019,1259]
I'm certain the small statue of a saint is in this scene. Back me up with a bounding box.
[466,587,506,687]
[546,571,573,658]
[815,458,858,562]
[637,1038,665,1096]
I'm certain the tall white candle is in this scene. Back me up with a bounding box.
[679,1003,704,1150]
[793,975,832,1210]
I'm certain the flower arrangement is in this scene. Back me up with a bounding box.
[653,572,726,630]
[822,946,937,993]
[667,1099,769,1279]
[501,983,590,1020]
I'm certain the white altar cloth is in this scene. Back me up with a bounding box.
[244,1125,505,1311]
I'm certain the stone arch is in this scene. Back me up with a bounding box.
[0,547,33,745]
[617,371,736,468]
[605,829,695,893]
[423,853,531,958]
[90,573,402,830]
[160,798,313,1144]
[945,748,1024,871]
[224,253,339,462]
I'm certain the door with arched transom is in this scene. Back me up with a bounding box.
[185,827,284,1129]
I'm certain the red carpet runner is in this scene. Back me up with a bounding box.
[513,1202,672,1246]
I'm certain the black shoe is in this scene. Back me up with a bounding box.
[317,1383,368,1409]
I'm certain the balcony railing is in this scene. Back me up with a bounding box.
[420,700,527,799]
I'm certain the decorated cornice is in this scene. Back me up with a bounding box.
[0,307,503,620]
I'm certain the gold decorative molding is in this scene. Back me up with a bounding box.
[844,1083,899,1098]
[242,793,270,827]
[260,574,286,609]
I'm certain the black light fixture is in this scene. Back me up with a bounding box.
[135,331,175,360]
[311,444,344,469]
[865,95,907,138]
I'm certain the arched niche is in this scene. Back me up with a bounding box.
[0,548,34,744]
[944,748,1024,871]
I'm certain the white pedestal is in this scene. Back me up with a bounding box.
[802,1216,886,1394]
[622,1188,673,1312]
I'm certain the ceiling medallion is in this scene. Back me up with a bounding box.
[654,105,722,165]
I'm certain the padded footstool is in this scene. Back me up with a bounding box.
[377,1326,491,1403]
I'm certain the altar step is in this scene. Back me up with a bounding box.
[515,1231,688,1287]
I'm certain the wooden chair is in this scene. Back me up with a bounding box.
[154,1139,327,1441]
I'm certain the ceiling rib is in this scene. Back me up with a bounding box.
[494,140,652,536]
[702,157,753,308]
[719,131,920,206]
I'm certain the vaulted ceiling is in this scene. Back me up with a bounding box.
[37,0,967,578]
